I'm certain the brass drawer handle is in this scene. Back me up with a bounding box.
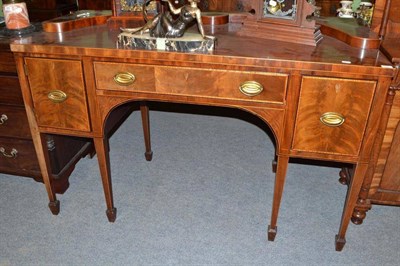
[320,112,345,127]
[114,72,136,86]
[239,81,264,96]
[48,90,68,103]
[0,147,18,158]
[0,114,8,125]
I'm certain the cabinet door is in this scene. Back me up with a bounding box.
[25,58,90,132]
[292,76,376,157]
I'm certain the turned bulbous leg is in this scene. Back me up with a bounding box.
[338,168,349,185]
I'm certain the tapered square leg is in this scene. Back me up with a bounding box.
[94,137,117,222]
[268,225,277,241]
[335,235,346,251]
[140,102,153,161]
[269,155,289,242]
[48,200,60,215]
[106,207,117,223]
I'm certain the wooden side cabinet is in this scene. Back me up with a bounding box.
[348,72,400,224]
[338,0,400,224]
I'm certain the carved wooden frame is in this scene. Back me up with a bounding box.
[251,0,305,26]
[238,0,321,46]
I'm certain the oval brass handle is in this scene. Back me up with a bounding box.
[0,147,18,158]
[114,72,136,86]
[239,81,264,96]
[320,112,345,127]
[48,90,68,103]
[0,114,8,125]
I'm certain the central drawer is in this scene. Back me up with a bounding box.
[94,62,288,104]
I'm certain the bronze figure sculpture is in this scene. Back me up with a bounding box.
[121,0,207,39]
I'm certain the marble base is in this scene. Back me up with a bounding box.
[117,32,216,52]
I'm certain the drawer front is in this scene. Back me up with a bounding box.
[0,51,17,73]
[94,62,288,104]
[0,106,31,139]
[292,76,376,156]
[94,62,156,92]
[0,137,39,174]
[0,75,23,105]
[25,58,91,132]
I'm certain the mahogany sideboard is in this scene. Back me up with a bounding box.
[9,20,397,251]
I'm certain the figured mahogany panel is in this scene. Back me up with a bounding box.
[25,58,91,132]
[155,67,287,104]
[380,121,400,191]
[370,92,400,199]
[94,62,156,91]
[292,76,376,157]
[0,106,31,139]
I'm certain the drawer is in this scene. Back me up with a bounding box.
[0,75,23,105]
[0,51,17,73]
[292,76,376,157]
[94,62,288,104]
[0,105,31,139]
[0,137,40,174]
[25,58,91,132]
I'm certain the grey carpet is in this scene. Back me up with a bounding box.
[1,106,399,265]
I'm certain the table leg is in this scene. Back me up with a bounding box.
[140,102,153,161]
[335,163,367,251]
[94,137,117,222]
[268,155,289,241]
[32,132,60,215]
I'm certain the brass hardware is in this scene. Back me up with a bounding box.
[320,112,345,127]
[48,90,68,103]
[0,147,18,158]
[114,72,136,86]
[0,114,8,125]
[239,81,264,96]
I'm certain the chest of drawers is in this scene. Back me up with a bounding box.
[0,35,92,194]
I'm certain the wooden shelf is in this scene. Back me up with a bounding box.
[316,17,381,49]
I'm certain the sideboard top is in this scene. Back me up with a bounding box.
[8,23,395,76]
